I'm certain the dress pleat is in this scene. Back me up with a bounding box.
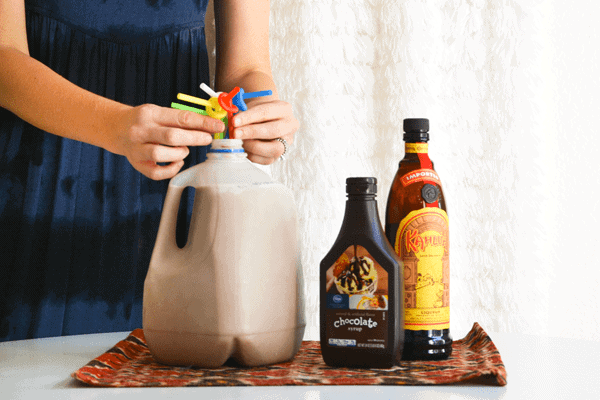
[0,0,210,341]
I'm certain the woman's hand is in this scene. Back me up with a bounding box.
[114,104,225,180]
[230,99,299,165]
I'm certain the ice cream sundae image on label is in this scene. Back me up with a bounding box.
[336,255,377,295]
[326,245,389,297]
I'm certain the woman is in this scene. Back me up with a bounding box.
[0,0,298,341]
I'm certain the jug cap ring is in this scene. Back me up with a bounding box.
[209,148,245,153]
[208,139,245,153]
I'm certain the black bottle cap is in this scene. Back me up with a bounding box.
[403,118,430,142]
[346,177,377,195]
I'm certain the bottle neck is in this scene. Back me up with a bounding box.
[339,195,385,240]
[403,141,432,168]
[207,139,248,161]
[404,142,429,154]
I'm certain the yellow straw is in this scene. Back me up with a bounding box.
[206,97,228,119]
[176,93,211,108]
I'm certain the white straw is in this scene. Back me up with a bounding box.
[200,83,218,98]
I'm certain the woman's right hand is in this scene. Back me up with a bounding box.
[113,104,225,180]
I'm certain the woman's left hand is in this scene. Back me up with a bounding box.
[230,99,299,165]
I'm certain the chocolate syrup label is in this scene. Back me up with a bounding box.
[394,208,449,330]
[324,245,388,348]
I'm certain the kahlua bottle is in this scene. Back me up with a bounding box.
[385,118,452,360]
[320,177,404,368]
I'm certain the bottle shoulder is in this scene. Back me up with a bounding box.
[321,233,401,272]
[170,158,277,188]
[386,160,447,224]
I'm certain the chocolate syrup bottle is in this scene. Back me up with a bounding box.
[385,119,452,360]
[320,177,403,368]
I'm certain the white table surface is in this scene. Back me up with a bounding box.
[1,330,599,400]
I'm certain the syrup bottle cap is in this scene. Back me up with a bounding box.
[346,177,377,195]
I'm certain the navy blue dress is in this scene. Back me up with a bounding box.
[0,0,210,341]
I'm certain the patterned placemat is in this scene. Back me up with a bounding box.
[72,322,506,387]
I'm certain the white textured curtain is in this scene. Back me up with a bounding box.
[209,0,600,341]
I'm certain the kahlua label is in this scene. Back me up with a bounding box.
[394,208,449,330]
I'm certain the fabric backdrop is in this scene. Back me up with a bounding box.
[208,0,600,342]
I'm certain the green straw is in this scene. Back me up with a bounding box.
[171,102,208,115]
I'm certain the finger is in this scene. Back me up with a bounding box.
[242,137,289,161]
[232,117,298,142]
[230,101,293,128]
[151,127,214,147]
[140,143,190,163]
[150,106,225,133]
[246,152,277,166]
[135,160,185,181]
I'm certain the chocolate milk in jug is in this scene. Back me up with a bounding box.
[143,139,305,367]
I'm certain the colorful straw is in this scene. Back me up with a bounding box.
[171,83,273,140]
[205,97,228,120]
[171,102,206,115]
[176,93,211,108]
[199,83,219,98]
[232,88,273,112]
[218,87,240,139]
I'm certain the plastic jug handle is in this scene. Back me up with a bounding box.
[150,183,187,264]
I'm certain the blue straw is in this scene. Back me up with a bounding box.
[243,90,272,99]
[232,89,273,112]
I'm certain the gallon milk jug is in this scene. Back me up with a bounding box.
[143,139,305,367]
